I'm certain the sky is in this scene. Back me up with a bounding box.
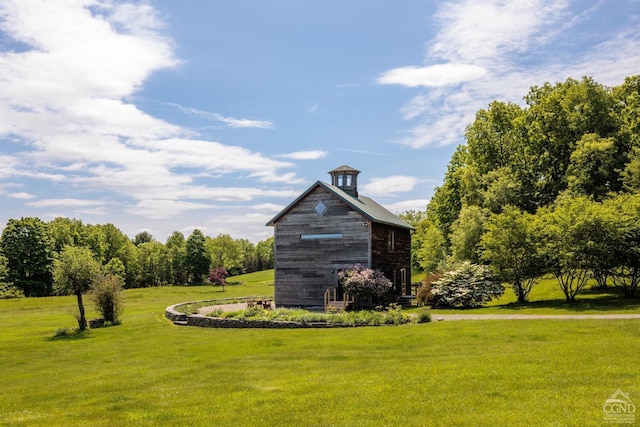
[1,0,639,243]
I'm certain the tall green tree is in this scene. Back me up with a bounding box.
[48,217,89,253]
[415,219,448,273]
[185,229,210,284]
[166,231,187,284]
[0,217,54,297]
[256,237,275,270]
[450,205,487,263]
[137,241,170,287]
[53,246,101,330]
[538,196,605,302]
[605,194,640,297]
[133,231,155,246]
[480,206,544,303]
[238,239,258,274]
[566,134,618,200]
[524,77,618,205]
[206,234,243,274]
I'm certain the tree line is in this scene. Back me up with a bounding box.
[0,217,274,297]
[402,74,640,302]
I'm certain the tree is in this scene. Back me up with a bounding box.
[450,205,487,263]
[399,210,431,270]
[414,219,448,273]
[538,196,603,302]
[480,206,544,303]
[48,217,89,253]
[238,239,258,273]
[431,262,503,308]
[185,229,210,284]
[166,231,187,284]
[566,134,618,201]
[524,77,618,206]
[103,257,126,280]
[0,217,54,297]
[606,194,640,298]
[137,241,170,287]
[256,237,275,270]
[53,246,102,330]
[208,267,229,290]
[133,231,155,246]
[206,234,243,274]
[96,223,139,288]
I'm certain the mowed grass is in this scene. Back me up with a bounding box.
[424,275,640,315]
[0,271,638,426]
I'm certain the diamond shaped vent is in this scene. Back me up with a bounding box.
[314,200,327,216]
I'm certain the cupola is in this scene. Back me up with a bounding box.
[329,165,360,197]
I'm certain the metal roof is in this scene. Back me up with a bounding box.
[266,180,414,230]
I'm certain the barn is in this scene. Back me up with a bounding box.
[266,165,414,309]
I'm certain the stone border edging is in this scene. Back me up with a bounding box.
[165,298,357,329]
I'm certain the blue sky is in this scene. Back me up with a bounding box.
[1,0,639,243]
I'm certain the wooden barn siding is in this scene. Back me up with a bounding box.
[370,223,412,296]
[273,187,370,307]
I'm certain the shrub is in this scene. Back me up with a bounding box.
[208,267,229,289]
[416,273,443,306]
[338,264,393,300]
[431,262,503,309]
[0,282,22,299]
[414,309,432,324]
[89,274,124,323]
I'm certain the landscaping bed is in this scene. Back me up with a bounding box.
[166,300,431,328]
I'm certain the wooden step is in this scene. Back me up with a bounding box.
[326,300,349,311]
[398,296,417,307]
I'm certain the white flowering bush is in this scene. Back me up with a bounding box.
[431,262,504,308]
[337,264,393,299]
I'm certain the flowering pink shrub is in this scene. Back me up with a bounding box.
[338,264,392,299]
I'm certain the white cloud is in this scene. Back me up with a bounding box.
[0,0,300,225]
[126,199,215,219]
[384,199,430,214]
[377,63,487,87]
[210,113,274,129]
[170,104,274,129]
[8,192,34,200]
[277,150,327,160]
[378,0,640,148]
[430,0,569,63]
[361,175,422,197]
[26,198,105,208]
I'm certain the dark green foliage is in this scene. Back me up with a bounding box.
[185,229,211,284]
[133,231,155,246]
[0,217,54,297]
[166,231,188,285]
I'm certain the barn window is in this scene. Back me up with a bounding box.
[301,233,343,239]
[314,200,328,216]
[388,229,395,252]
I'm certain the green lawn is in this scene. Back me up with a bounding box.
[0,271,638,426]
